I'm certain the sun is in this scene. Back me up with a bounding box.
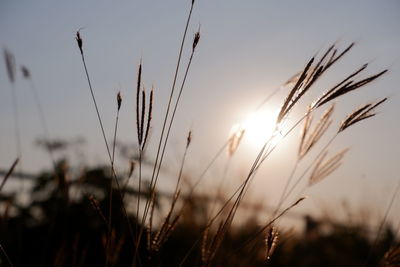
[230,109,280,150]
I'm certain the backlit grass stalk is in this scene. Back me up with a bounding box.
[21,66,58,173]
[144,37,200,255]
[192,119,309,262]
[133,63,153,264]
[181,76,294,204]
[274,104,334,215]
[133,63,153,253]
[200,131,279,265]
[152,30,200,202]
[137,13,198,257]
[179,73,297,214]
[279,98,387,212]
[0,158,19,193]
[105,92,122,267]
[255,66,387,173]
[4,49,22,173]
[133,2,196,260]
[207,129,244,219]
[0,243,14,267]
[135,63,143,244]
[365,179,400,266]
[141,0,195,227]
[75,31,135,245]
[232,197,306,257]
[200,44,388,263]
[149,131,192,254]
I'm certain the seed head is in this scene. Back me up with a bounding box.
[186,131,192,148]
[76,31,83,55]
[4,49,16,84]
[265,226,279,261]
[21,66,31,79]
[292,197,306,208]
[193,31,200,52]
[117,91,122,111]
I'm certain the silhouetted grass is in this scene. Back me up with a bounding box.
[0,2,397,266]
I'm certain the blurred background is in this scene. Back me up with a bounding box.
[0,0,399,265]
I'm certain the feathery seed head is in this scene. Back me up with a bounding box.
[309,149,349,186]
[299,104,334,159]
[228,127,245,156]
[338,98,387,133]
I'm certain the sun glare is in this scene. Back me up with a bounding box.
[230,110,280,150]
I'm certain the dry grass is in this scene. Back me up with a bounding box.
[1,2,396,266]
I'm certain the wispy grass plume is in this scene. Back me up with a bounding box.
[339,98,387,132]
[308,148,349,186]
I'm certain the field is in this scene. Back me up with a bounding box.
[1,1,400,266]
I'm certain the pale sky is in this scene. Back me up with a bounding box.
[1,0,399,227]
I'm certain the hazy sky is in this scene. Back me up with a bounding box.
[1,0,399,226]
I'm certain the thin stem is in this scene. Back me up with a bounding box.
[153,49,195,200]
[208,157,232,219]
[192,141,230,192]
[80,54,112,162]
[136,150,142,239]
[174,143,190,197]
[180,114,306,263]
[234,198,305,254]
[178,83,284,210]
[281,134,336,206]
[27,79,57,168]
[134,3,195,262]
[151,140,190,254]
[106,107,120,267]
[364,179,400,266]
[255,85,284,111]
[112,110,120,163]
[10,83,22,177]
[273,160,300,217]
[0,243,14,267]
[0,158,19,192]
[255,114,308,173]
[78,51,135,247]
[146,0,194,203]
[205,134,275,262]
[173,141,230,230]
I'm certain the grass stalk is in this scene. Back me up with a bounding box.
[0,243,14,267]
[0,158,19,192]
[75,32,135,247]
[364,179,400,266]
[105,92,122,267]
[22,71,59,176]
[134,2,195,260]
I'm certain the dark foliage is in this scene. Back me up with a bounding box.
[0,162,397,266]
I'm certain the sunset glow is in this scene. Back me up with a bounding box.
[231,110,280,150]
